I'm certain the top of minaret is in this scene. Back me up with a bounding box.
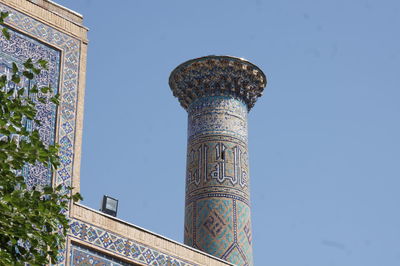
[169,55,267,111]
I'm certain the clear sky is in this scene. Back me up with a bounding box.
[56,1,400,265]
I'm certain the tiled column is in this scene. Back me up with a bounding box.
[169,56,266,266]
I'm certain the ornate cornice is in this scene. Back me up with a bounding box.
[169,55,267,111]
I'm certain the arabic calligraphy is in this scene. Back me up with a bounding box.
[187,142,248,188]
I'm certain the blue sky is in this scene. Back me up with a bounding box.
[56,1,400,265]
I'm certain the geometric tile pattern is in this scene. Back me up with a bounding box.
[69,219,198,266]
[0,3,82,264]
[188,96,249,143]
[170,56,266,266]
[183,96,254,266]
[196,198,233,258]
[70,244,131,266]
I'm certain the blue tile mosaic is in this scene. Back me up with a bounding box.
[70,244,132,266]
[0,3,82,264]
[170,56,267,266]
[0,23,60,188]
[183,96,254,265]
[0,3,81,189]
[69,219,198,266]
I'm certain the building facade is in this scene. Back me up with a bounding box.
[0,1,265,265]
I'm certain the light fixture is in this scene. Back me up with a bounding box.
[100,195,119,217]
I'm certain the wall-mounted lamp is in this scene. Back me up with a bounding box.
[100,195,119,217]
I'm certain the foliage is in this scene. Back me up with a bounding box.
[0,11,82,265]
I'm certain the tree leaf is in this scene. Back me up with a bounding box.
[2,27,10,40]
[0,74,6,88]
[1,11,9,20]
[40,86,51,93]
[22,71,34,80]
[37,59,48,70]
[30,85,38,93]
[12,62,18,73]
[11,74,20,84]
[32,67,41,75]
[23,58,33,70]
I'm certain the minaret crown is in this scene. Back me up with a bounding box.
[169,55,267,111]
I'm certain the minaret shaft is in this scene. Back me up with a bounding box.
[184,96,253,264]
[169,56,266,266]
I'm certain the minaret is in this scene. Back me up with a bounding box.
[169,56,266,266]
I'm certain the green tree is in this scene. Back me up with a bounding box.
[0,12,81,265]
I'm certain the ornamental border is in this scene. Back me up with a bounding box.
[69,218,199,266]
